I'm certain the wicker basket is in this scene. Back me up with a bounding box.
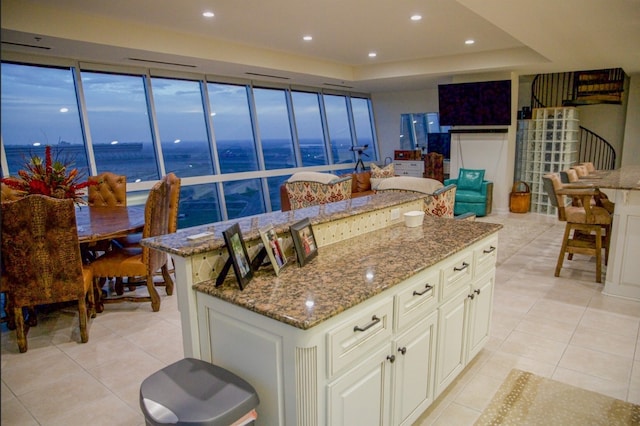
[509,181,531,213]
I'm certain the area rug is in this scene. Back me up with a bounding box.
[475,369,640,425]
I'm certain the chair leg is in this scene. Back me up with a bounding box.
[78,298,89,343]
[147,276,161,312]
[555,224,572,277]
[13,306,28,353]
[161,265,174,296]
[93,277,105,314]
[595,226,602,284]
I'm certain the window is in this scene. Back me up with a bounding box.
[223,179,265,219]
[253,87,296,170]
[2,60,378,226]
[291,91,328,167]
[351,97,378,161]
[81,71,159,182]
[1,63,89,177]
[324,94,354,164]
[151,77,214,177]
[208,83,258,174]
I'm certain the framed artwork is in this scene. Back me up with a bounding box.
[222,223,253,289]
[259,225,289,275]
[290,218,318,267]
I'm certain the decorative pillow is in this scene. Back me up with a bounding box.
[457,169,485,191]
[287,172,339,184]
[370,163,395,179]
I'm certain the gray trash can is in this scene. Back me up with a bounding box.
[140,358,259,426]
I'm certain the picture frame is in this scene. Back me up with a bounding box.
[259,225,289,275]
[222,223,253,290]
[290,218,318,267]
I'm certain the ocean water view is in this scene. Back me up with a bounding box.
[3,138,366,228]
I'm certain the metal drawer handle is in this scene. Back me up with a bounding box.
[353,315,381,332]
[483,246,496,254]
[413,284,433,296]
[453,262,469,272]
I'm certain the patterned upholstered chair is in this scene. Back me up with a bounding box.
[88,172,127,207]
[445,168,493,217]
[1,195,94,353]
[375,176,457,218]
[284,172,352,210]
[542,173,612,283]
[89,178,173,312]
[424,152,444,183]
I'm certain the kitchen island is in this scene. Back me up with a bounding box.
[595,165,640,301]
[143,192,502,425]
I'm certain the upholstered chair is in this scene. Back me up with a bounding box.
[424,152,444,183]
[445,169,493,217]
[375,176,457,218]
[115,173,181,288]
[542,173,612,283]
[284,172,352,210]
[89,178,173,312]
[1,195,94,353]
[88,172,127,207]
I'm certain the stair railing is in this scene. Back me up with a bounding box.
[578,126,616,170]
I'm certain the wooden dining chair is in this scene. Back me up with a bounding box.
[542,173,612,283]
[89,178,173,312]
[1,195,94,353]
[114,173,181,290]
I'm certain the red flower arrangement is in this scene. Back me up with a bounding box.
[1,146,95,205]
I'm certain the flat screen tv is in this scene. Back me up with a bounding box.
[438,80,512,126]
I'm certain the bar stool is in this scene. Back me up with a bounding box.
[140,358,259,426]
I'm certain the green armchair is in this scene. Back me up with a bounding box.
[445,168,493,217]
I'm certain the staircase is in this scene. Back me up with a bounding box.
[530,68,624,170]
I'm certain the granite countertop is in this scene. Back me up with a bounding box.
[142,191,425,257]
[586,165,640,190]
[194,216,502,330]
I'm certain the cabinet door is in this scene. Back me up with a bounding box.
[393,311,438,426]
[467,270,495,362]
[435,286,469,397]
[328,345,392,426]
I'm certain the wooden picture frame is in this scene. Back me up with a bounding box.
[290,218,318,267]
[222,223,253,289]
[259,225,288,275]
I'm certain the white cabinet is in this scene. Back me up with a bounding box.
[394,160,424,178]
[435,237,497,397]
[435,286,468,396]
[393,312,438,425]
[467,270,495,361]
[328,345,392,426]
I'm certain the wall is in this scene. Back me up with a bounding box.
[371,87,440,163]
[372,74,518,214]
[621,73,640,166]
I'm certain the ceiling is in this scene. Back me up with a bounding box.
[2,0,639,92]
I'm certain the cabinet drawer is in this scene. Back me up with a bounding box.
[474,236,498,277]
[441,251,474,301]
[395,268,440,331]
[327,298,394,377]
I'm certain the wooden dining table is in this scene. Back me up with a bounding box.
[75,205,145,244]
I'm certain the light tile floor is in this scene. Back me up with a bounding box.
[1,212,639,425]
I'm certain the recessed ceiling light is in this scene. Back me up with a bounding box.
[465,39,475,45]
[59,107,69,113]
[410,15,422,21]
[368,52,377,58]
[202,11,214,18]
[303,35,313,41]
